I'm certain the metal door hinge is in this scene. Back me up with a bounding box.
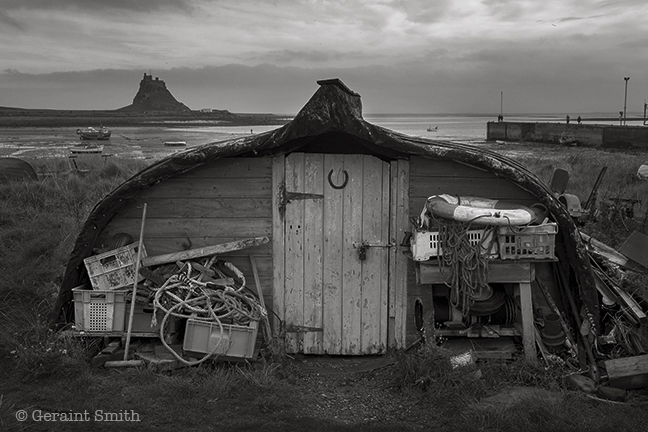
[278,183,324,217]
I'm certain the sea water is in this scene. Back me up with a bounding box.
[0,114,634,159]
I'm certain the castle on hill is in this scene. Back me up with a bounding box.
[117,73,191,112]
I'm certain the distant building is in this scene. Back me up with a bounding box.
[117,73,191,112]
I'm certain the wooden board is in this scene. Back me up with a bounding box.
[409,179,536,203]
[271,155,286,337]
[139,177,271,198]
[118,198,273,219]
[141,237,269,267]
[172,158,272,179]
[284,153,306,353]
[388,159,410,349]
[322,154,344,355]
[417,262,532,284]
[604,354,648,389]
[410,157,493,178]
[303,154,324,353]
[105,218,271,240]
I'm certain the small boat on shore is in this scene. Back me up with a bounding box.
[427,125,438,132]
[164,141,187,147]
[559,132,578,146]
[70,143,104,154]
[77,126,111,140]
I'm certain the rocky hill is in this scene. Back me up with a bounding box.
[117,73,191,112]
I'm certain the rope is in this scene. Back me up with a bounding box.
[431,213,497,318]
[151,258,267,365]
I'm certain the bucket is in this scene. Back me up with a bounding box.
[543,313,562,336]
[542,331,566,353]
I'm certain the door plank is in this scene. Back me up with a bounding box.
[323,154,344,354]
[341,154,364,354]
[284,153,305,353]
[302,154,324,353]
[360,156,387,353]
[379,161,391,350]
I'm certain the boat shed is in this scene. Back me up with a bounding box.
[52,79,598,362]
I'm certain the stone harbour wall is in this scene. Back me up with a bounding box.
[487,122,648,149]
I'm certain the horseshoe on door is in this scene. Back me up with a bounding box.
[327,169,349,189]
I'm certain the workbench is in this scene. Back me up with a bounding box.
[416,260,537,361]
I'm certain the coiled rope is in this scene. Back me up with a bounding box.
[431,214,498,317]
[151,257,267,365]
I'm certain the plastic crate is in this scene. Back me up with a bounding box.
[497,223,558,260]
[72,287,127,332]
[83,242,147,290]
[124,303,176,335]
[410,230,497,261]
[183,319,258,359]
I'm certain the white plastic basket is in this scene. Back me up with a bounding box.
[411,230,497,261]
[83,242,147,290]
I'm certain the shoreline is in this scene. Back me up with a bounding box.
[0,110,290,128]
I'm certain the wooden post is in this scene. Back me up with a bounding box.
[517,282,537,362]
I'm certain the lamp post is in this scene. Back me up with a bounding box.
[623,76,630,126]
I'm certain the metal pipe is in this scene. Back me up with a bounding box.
[623,76,630,126]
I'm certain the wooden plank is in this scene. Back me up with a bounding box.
[284,153,305,353]
[323,154,344,355]
[271,155,285,338]
[139,177,272,198]
[604,354,648,389]
[380,160,391,351]
[409,177,535,202]
[250,255,272,344]
[390,159,409,349]
[609,282,648,324]
[141,237,269,267]
[100,236,273,257]
[118,198,273,219]
[410,156,492,178]
[172,157,272,179]
[106,218,271,239]
[517,282,537,362]
[418,261,531,284]
[360,155,385,353]
[341,154,363,354]
[303,154,324,354]
[581,232,647,273]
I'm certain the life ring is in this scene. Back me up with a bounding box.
[425,194,539,226]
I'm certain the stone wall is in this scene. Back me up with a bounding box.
[487,122,648,149]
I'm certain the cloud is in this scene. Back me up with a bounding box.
[0,10,24,30]
[247,50,370,65]
[3,0,195,12]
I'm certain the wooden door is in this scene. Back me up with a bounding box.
[277,153,391,355]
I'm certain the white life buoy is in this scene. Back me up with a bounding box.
[425,194,539,226]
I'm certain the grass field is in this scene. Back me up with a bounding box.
[1,144,648,431]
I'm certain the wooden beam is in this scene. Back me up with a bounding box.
[604,354,648,389]
[517,282,537,362]
[418,261,532,284]
[141,237,269,267]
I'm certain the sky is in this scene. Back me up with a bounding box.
[1,0,647,115]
